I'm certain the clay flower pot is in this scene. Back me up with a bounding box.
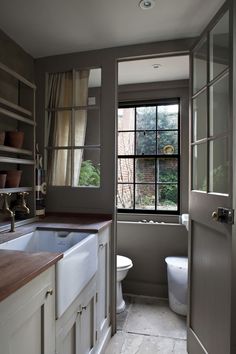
[0,173,7,188]
[0,131,5,145]
[5,170,22,188]
[5,131,24,149]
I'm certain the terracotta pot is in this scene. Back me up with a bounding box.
[0,173,7,188]
[0,131,5,145]
[5,131,24,149]
[5,170,22,188]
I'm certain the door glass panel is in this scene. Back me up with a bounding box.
[192,143,207,191]
[193,37,207,94]
[209,138,228,194]
[192,90,207,142]
[210,11,229,81]
[209,73,229,136]
[76,148,100,187]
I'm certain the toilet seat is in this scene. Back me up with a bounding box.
[117,255,133,270]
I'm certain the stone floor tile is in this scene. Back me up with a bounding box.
[105,332,187,354]
[124,297,187,339]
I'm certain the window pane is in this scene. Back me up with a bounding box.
[47,149,72,186]
[157,131,178,154]
[209,74,229,136]
[117,184,134,209]
[136,131,156,155]
[47,111,72,147]
[157,184,178,211]
[74,69,90,106]
[118,108,135,131]
[157,105,178,129]
[118,132,134,155]
[193,90,207,142]
[48,71,72,108]
[136,106,156,130]
[79,109,100,145]
[209,138,228,194]
[135,184,155,210]
[192,143,207,191]
[135,158,155,183]
[193,37,207,94]
[157,158,178,183]
[75,149,100,187]
[210,11,229,81]
[118,158,133,183]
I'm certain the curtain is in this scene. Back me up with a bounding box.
[47,70,89,186]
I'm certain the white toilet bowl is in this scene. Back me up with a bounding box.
[116,255,133,313]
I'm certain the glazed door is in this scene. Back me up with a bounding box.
[188,2,236,354]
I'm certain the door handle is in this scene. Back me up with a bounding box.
[211,207,234,224]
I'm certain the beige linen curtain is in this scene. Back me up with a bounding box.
[47,70,89,186]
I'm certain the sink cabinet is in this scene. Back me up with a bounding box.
[96,225,111,348]
[56,276,97,354]
[0,267,55,354]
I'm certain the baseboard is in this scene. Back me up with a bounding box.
[95,326,111,354]
[122,279,168,298]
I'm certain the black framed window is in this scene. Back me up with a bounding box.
[117,99,180,213]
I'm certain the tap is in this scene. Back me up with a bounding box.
[0,193,15,232]
[12,192,30,215]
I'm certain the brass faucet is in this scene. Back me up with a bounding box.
[0,193,15,232]
[12,192,30,215]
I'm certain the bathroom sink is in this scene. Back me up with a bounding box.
[0,229,98,317]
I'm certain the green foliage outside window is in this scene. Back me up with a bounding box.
[78,160,100,187]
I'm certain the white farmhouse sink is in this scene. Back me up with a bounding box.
[0,229,98,318]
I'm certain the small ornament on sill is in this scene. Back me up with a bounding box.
[35,143,46,217]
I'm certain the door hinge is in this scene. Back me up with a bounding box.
[96,292,98,303]
[95,330,98,341]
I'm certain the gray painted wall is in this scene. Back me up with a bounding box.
[0,29,34,82]
[35,38,195,215]
[117,222,188,298]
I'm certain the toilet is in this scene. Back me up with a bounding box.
[116,255,133,313]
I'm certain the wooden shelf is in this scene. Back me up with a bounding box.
[0,145,32,156]
[0,97,32,117]
[0,107,35,126]
[0,62,36,89]
[0,157,34,165]
[0,187,33,193]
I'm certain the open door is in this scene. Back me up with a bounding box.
[188,2,236,353]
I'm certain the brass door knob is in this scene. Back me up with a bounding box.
[212,211,218,221]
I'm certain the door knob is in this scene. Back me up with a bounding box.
[212,211,218,221]
[211,207,234,224]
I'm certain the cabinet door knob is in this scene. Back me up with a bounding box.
[46,289,53,297]
[82,306,87,311]
[99,243,104,249]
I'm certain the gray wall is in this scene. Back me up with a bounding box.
[35,38,195,215]
[0,29,34,82]
[117,222,188,297]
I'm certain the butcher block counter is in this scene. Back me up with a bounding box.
[0,213,113,302]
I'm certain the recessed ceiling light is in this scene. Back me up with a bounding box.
[153,63,162,69]
[139,0,156,10]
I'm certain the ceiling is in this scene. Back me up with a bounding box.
[0,0,225,58]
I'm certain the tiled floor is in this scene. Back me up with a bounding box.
[105,295,187,354]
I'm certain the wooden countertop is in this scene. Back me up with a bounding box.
[0,213,112,302]
[0,250,62,302]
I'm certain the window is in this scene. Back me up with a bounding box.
[117,100,180,213]
[45,68,101,187]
